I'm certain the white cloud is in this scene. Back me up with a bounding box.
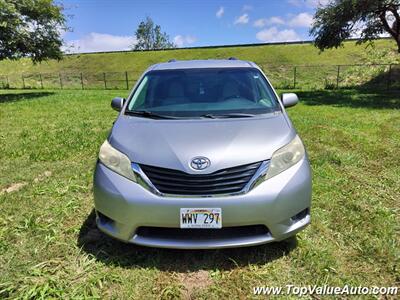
[216,6,224,18]
[253,17,285,28]
[349,21,365,38]
[349,20,390,39]
[242,5,253,11]
[269,16,286,25]
[288,0,330,8]
[253,19,268,28]
[287,0,299,6]
[256,27,301,42]
[234,13,249,25]
[386,12,396,27]
[63,32,136,53]
[173,35,197,47]
[306,0,330,7]
[253,13,312,29]
[57,25,68,39]
[288,12,314,28]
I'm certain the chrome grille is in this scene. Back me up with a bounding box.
[139,161,262,195]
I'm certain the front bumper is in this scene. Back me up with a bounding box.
[93,157,312,249]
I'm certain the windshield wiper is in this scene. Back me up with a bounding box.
[200,113,256,119]
[125,110,179,119]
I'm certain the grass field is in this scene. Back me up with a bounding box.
[0,39,398,76]
[0,89,399,299]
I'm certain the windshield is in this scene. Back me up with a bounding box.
[126,68,280,118]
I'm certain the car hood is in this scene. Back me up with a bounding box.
[109,112,295,174]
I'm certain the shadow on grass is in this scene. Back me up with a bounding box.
[296,89,400,109]
[77,210,297,272]
[0,91,55,103]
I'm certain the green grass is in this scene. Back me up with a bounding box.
[0,40,398,76]
[0,89,399,299]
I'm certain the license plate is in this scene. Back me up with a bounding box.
[180,208,222,229]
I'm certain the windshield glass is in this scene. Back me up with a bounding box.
[126,68,280,118]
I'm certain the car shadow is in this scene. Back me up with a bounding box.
[77,210,298,272]
[294,89,400,109]
[0,91,55,103]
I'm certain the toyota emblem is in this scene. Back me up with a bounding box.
[190,157,211,170]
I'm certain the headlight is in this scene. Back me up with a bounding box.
[98,140,136,182]
[265,135,305,180]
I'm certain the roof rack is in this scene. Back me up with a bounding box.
[168,59,177,62]
[228,57,237,60]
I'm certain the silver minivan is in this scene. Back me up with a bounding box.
[93,59,311,249]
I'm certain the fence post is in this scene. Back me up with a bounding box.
[59,73,63,89]
[387,64,392,89]
[39,73,43,89]
[293,66,297,89]
[125,71,129,89]
[336,65,340,89]
[103,72,107,89]
[79,73,83,90]
[22,75,25,89]
[6,75,9,88]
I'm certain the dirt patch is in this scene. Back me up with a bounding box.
[33,171,52,183]
[1,171,52,195]
[0,182,28,195]
[177,270,213,299]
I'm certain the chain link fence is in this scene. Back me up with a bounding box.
[260,63,400,90]
[0,64,399,90]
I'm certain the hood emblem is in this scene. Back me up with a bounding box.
[190,157,211,170]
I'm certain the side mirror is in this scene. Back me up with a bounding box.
[281,93,299,108]
[111,97,125,112]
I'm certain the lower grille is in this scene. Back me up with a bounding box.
[136,225,270,240]
[139,161,263,196]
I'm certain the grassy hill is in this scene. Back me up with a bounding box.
[0,39,399,90]
[0,39,398,74]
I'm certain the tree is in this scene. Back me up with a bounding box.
[0,0,67,63]
[133,17,175,50]
[310,0,400,53]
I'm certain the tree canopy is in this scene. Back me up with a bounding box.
[0,0,67,63]
[133,17,175,50]
[311,0,400,53]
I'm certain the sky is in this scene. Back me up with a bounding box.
[61,0,329,53]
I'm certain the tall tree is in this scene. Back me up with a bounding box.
[0,0,67,63]
[310,0,400,53]
[133,17,175,50]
